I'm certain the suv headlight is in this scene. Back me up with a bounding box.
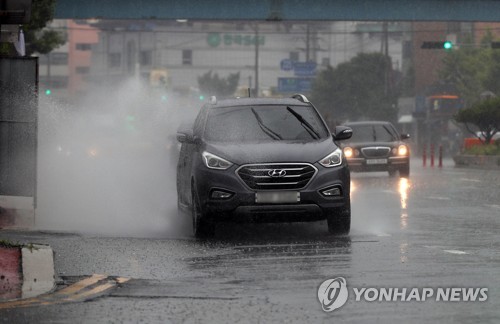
[319,148,343,168]
[202,151,233,170]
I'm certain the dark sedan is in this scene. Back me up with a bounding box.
[341,121,410,177]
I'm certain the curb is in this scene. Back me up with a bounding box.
[453,154,500,170]
[0,244,55,301]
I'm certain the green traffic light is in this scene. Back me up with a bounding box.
[45,89,51,95]
[199,95,205,101]
[125,115,136,131]
[443,41,453,50]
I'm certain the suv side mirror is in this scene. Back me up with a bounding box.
[177,129,195,143]
[333,126,353,141]
[401,133,410,140]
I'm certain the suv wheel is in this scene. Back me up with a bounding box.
[326,203,351,235]
[192,190,215,238]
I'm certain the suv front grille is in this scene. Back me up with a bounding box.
[361,147,391,158]
[236,163,317,190]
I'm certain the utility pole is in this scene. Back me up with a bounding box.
[382,22,390,96]
[306,23,310,61]
[254,23,259,97]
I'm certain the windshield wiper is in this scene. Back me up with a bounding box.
[286,106,320,140]
[251,108,282,140]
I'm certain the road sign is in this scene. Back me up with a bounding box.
[293,61,317,76]
[280,59,294,71]
[278,78,312,93]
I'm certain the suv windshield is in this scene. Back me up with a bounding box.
[204,105,329,143]
[348,124,399,142]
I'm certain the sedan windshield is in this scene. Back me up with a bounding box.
[348,124,399,142]
[204,105,329,142]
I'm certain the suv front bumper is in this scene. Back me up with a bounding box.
[193,162,350,223]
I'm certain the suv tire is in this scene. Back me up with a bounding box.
[192,190,215,238]
[327,202,351,235]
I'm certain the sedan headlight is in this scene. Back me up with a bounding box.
[343,147,353,158]
[319,148,343,168]
[398,145,408,156]
[202,151,233,170]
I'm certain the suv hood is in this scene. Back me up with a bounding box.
[205,139,337,165]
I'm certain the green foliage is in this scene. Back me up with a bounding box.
[197,70,240,98]
[310,52,399,124]
[0,239,21,248]
[22,0,65,55]
[463,141,500,155]
[455,97,500,144]
[439,33,500,106]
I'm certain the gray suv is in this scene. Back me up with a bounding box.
[176,94,353,237]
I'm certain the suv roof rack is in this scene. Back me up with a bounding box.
[291,94,309,103]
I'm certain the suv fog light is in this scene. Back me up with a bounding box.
[210,189,234,200]
[320,186,342,197]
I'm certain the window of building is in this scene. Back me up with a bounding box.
[39,76,68,89]
[182,50,192,65]
[76,43,92,51]
[140,50,153,66]
[50,52,68,65]
[402,41,412,59]
[108,53,121,68]
[290,51,299,62]
[76,66,90,74]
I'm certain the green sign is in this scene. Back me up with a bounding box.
[207,33,265,47]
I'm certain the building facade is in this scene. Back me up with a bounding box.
[35,19,407,114]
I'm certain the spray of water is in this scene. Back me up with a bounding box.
[36,79,199,237]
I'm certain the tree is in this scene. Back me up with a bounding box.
[438,32,500,107]
[197,70,240,98]
[455,97,500,144]
[310,52,399,124]
[22,0,65,55]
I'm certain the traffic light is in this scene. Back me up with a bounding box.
[125,115,136,131]
[45,89,52,95]
[421,41,453,50]
[199,95,205,101]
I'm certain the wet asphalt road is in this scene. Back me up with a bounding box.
[1,159,499,323]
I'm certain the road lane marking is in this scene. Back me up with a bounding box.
[443,250,468,255]
[54,273,107,296]
[0,274,128,309]
[426,196,451,200]
[65,282,116,302]
[116,277,131,284]
[459,178,482,183]
[485,204,500,209]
